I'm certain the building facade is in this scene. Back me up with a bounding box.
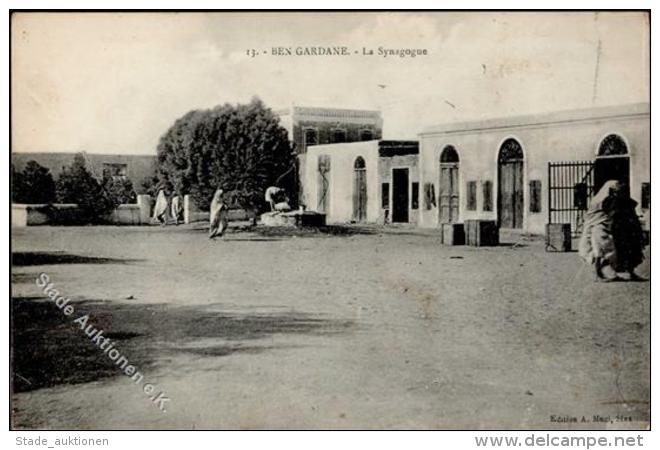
[276,105,383,154]
[418,103,650,235]
[276,105,385,206]
[303,140,420,224]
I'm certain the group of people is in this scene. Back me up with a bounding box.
[153,189,184,226]
[153,187,229,239]
[579,180,647,282]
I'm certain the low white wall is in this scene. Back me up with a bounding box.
[12,204,78,227]
[12,198,152,227]
[183,194,251,224]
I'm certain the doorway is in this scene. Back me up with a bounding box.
[439,146,460,224]
[392,168,409,223]
[498,138,524,229]
[594,134,630,195]
[353,156,367,222]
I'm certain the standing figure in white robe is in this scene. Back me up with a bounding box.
[153,189,169,226]
[171,194,183,225]
[209,189,228,239]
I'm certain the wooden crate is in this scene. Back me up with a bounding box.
[441,223,465,245]
[545,223,571,252]
[465,220,499,246]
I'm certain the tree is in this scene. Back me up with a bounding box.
[12,161,56,204]
[11,164,25,203]
[155,98,295,212]
[102,176,137,204]
[56,154,115,222]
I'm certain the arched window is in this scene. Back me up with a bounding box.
[440,145,459,163]
[333,129,347,143]
[598,134,628,156]
[304,128,318,146]
[360,129,373,141]
[354,156,366,169]
[498,138,524,162]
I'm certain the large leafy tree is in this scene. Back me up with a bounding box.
[12,160,57,204]
[155,98,295,212]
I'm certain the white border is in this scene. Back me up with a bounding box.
[2,3,657,449]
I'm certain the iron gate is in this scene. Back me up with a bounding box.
[548,160,595,237]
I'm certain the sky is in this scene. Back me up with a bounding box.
[11,11,649,155]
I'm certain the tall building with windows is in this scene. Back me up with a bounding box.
[276,106,383,154]
[275,105,384,207]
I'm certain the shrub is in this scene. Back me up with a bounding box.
[55,154,114,223]
[12,161,56,204]
[102,176,137,204]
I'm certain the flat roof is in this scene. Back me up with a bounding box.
[420,103,649,136]
[276,106,382,119]
[12,151,155,159]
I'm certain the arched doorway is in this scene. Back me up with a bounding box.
[353,156,367,222]
[594,134,630,195]
[498,138,524,229]
[439,145,459,224]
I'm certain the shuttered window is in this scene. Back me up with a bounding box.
[466,181,477,211]
[411,182,419,210]
[529,180,542,213]
[424,183,436,210]
[482,180,493,211]
[381,183,390,209]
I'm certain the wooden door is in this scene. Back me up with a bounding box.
[439,164,459,223]
[498,160,523,228]
[353,159,367,222]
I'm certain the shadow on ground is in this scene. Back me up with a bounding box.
[12,252,141,267]
[188,223,379,239]
[11,297,354,393]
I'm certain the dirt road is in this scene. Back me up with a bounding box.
[10,225,650,429]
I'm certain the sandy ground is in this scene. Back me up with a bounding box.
[10,224,650,430]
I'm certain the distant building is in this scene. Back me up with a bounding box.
[276,105,384,206]
[302,140,419,224]
[418,103,650,235]
[11,152,157,192]
[276,106,383,154]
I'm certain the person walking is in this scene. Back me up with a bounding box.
[209,189,229,239]
[171,193,183,225]
[153,188,169,226]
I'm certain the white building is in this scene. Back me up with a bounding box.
[417,103,650,235]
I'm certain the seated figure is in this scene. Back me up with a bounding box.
[264,186,291,212]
